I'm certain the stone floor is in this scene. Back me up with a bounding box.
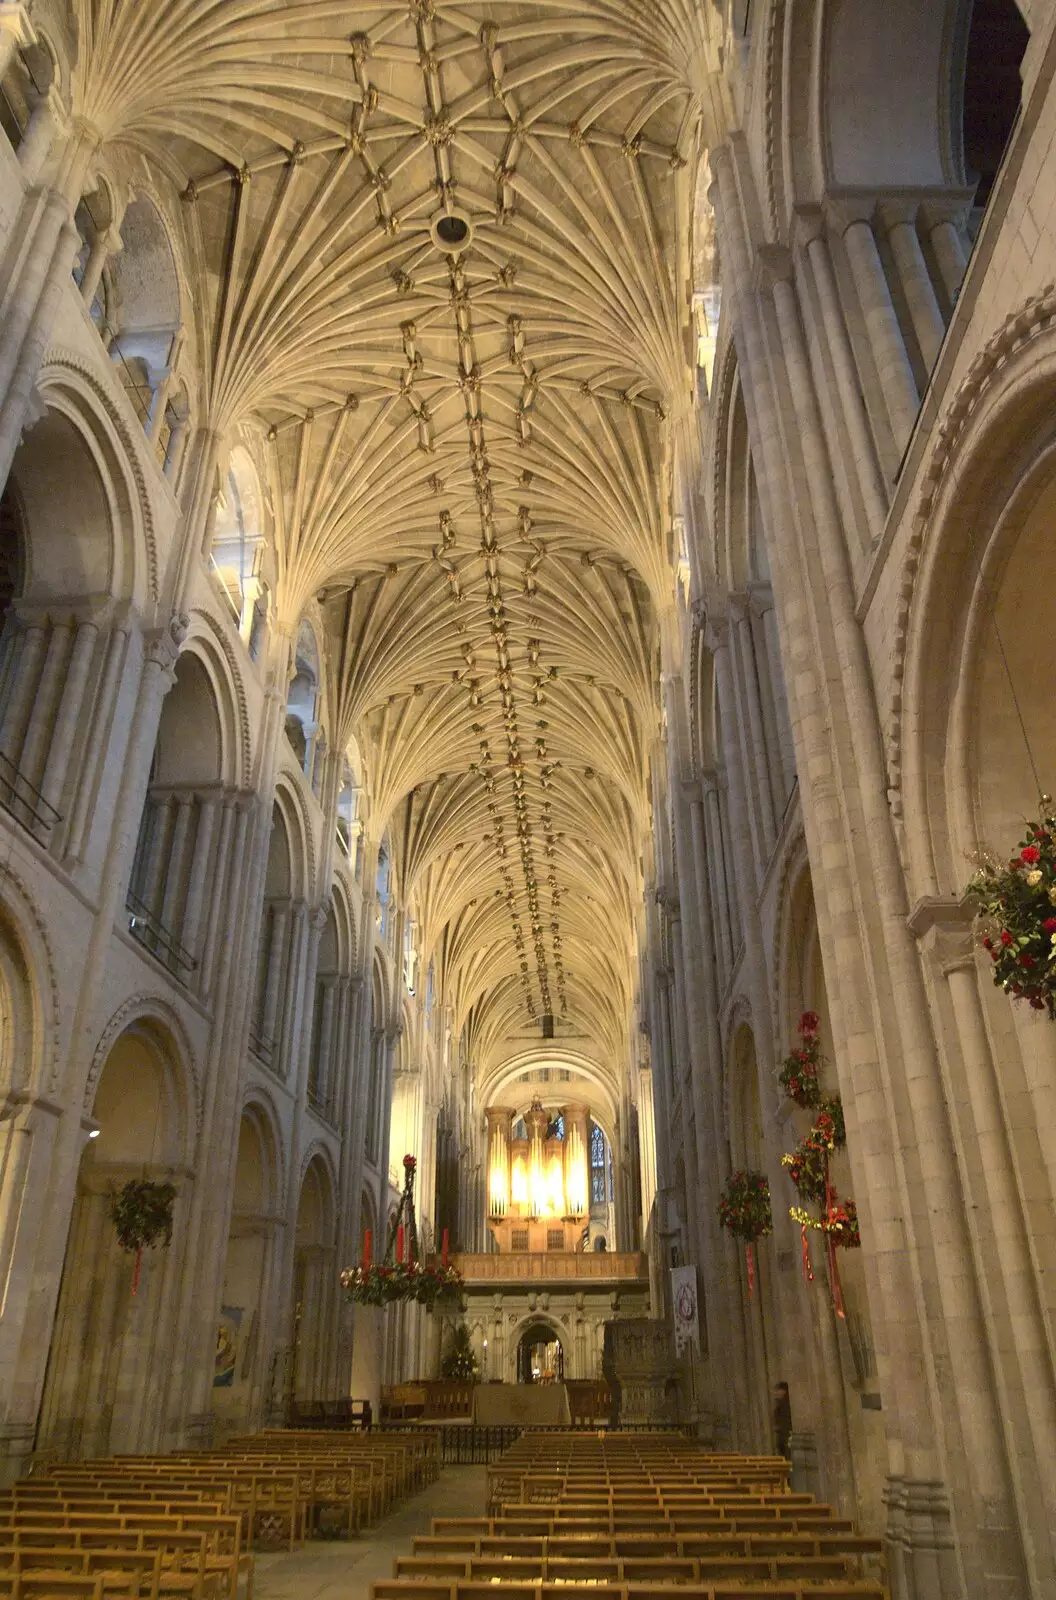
[253,1466,487,1600]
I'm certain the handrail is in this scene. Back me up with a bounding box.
[126,889,198,977]
[0,750,62,839]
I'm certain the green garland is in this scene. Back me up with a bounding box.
[966,803,1056,1017]
[717,1169,772,1242]
[110,1179,177,1253]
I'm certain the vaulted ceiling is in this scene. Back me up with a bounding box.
[70,0,724,1075]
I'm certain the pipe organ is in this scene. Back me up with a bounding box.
[486,1099,592,1252]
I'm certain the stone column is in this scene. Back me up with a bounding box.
[198,797,236,992]
[314,977,337,1111]
[800,217,888,541]
[180,792,219,965]
[17,616,70,794]
[78,225,122,310]
[0,619,46,766]
[730,592,777,858]
[766,246,1006,1593]
[700,770,735,985]
[911,903,1048,1591]
[160,793,194,937]
[65,621,128,864]
[834,204,920,457]
[0,3,33,78]
[878,201,946,373]
[38,614,98,821]
[259,903,289,1061]
[922,202,970,307]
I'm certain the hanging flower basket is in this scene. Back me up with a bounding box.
[109,1179,177,1295]
[718,1169,771,1298]
[791,1198,861,1250]
[781,1137,829,1206]
[717,1169,772,1242]
[777,1012,824,1109]
[966,805,1056,1017]
[341,1153,463,1309]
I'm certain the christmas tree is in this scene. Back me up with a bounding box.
[441,1321,479,1380]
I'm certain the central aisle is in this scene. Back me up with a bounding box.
[254,1463,487,1600]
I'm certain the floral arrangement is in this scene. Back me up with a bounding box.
[791,1198,860,1250]
[777,1018,860,1315]
[777,1012,823,1109]
[717,1169,772,1242]
[967,805,1056,1016]
[110,1179,177,1252]
[341,1152,463,1308]
[340,1259,462,1308]
[781,1136,830,1206]
[109,1178,177,1296]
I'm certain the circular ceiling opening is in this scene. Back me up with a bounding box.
[431,209,473,253]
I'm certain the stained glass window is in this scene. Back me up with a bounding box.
[591,1122,606,1205]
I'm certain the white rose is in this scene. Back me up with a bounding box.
[1027,869,1043,886]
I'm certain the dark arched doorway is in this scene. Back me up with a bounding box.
[516,1321,564,1384]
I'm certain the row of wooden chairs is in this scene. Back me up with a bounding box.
[373,1432,887,1600]
[0,1425,437,1598]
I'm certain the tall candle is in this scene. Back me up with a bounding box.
[396,1223,405,1264]
[441,1228,449,1268]
[363,1229,372,1270]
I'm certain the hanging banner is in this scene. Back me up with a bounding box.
[671,1265,700,1355]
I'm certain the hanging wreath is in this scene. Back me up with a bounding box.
[791,1198,860,1250]
[717,1169,772,1241]
[341,1153,463,1309]
[110,1179,177,1295]
[778,1024,859,1316]
[781,1136,830,1206]
[717,1169,772,1299]
[966,803,1056,1017]
[777,1011,824,1109]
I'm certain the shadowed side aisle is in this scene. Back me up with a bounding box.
[254,1465,487,1600]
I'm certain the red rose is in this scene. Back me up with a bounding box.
[1019,954,1035,968]
[1030,997,1046,1010]
[1044,919,1056,933]
[799,1011,819,1036]
[1001,930,1014,946]
[1021,846,1041,864]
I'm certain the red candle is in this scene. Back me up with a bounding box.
[362,1229,372,1270]
[441,1228,449,1268]
[396,1223,404,1264]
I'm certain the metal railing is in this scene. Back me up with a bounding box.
[126,889,198,979]
[248,1020,275,1065]
[0,751,62,841]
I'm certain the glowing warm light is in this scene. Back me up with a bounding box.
[511,1154,529,1208]
[489,1162,508,1218]
[547,1155,565,1216]
[565,1122,588,1217]
[529,1146,550,1217]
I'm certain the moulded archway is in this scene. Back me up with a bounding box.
[37,1016,192,1459]
[212,1101,281,1436]
[290,1153,337,1408]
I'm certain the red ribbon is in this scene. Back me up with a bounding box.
[801,1225,814,1283]
[827,1232,845,1319]
[746,1242,755,1298]
[824,1161,845,1319]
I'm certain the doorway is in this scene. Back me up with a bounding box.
[516,1321,564,1384]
